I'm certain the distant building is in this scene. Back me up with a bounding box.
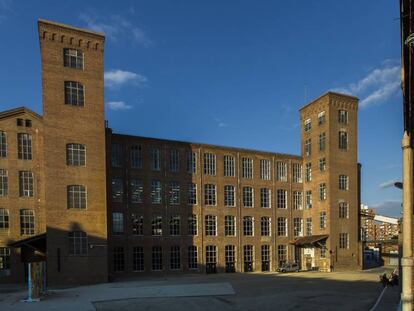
[360,204,399,243]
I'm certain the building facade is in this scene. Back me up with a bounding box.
[0,19,361,286]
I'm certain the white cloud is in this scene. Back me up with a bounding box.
[371,200,402,217]
[106,101,132,111]
[104,70,148,88]
[378,178,400,189]
[214,118,228,128]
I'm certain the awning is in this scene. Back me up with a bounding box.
[8,233,47,255]
[291,234,329,247]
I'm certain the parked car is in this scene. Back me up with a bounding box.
[277,262,300,273]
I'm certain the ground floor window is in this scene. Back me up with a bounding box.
[68,231,88,256]
[261,245,270,271]
[278,245,287,266]
[339,233,349,249]
[133,246,144,271]
[225,245,236,273]
[170,246,181,270]
[152,246,163,271]
[244,245,253,272]
[0,247,10,270]
[113,247,124,272]
[188,246,198,269]
[206,245,217,273]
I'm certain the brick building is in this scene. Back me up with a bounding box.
[0,19,362,286]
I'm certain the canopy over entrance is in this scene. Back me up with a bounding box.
[291,235,329,248]
[9,233,47,262]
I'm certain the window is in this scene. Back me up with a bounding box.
[169,149,180,172]
[0,247,10,271]
[319,183,326,201]
[304,139,311,156]
[133,246,144,271]
[130,144,142,169]
[130,179,143,203]
[170,215,180,236]
[242,157,253,179]
[150,148,161,171]
[113,247,125,272]
[339,131,348,150]
[20,209,34,235]
[292,163,302,183]
[320,211,327,229]
[260,159,271,180]
[205,215,217,236]
[25,119,32,127]
[19,171,33,197]
[277,217,287,236]
[204,153,216,175]
[339,175,349,190]
[152,216,163,236]
[0,131,6,158]
[339,233,349,249]
[169,181,180,205]
[68,231,87,255]
[187,183,197,205]
[320,241,327,258]
[112,212,124,235]
[205,245,216,264]
[319,133,326,151]
[339,202,349,219]
[338,110,348,124]
[293,191,302,210]
[0,169,8,196]
[293,218,303,237]
[318,111,325,125]
[305,190,312,209]
[224,155,235,177]
[170,246,181,270]
[304,118,311,132]
[305,163,312,182]
[0,209,9,233]
[204,184,216,206]
[262,245,270,269]
[224,185,235,207]
[188,214,197,235]
[225,215,236,236]
[260,188,271,208]
[64,48,84,69]
[111,178,123,203]
[111,143,122,167]
[278,245,287,266]
[132,214,143,235]
[243,216,254,236]
[152,246,163,270]
[187,152,197,174]
[64,81,84,106]
[17,133,32,160]
[277,189,287,209]
[261,217,271,236]
[244,245,253,265]
[67,185,86,209]
[319,158,326,172]
[188,246,198,269]
[225,245,235,266]
[276,162,287,182]
[151,180,162,204]
[306,218,312,236]
[17,118,23,126]
[243,187,254,207]
[66,143,85,166]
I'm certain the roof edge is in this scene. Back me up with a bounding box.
[38,18,105,39]
[299,91,359,112]
[0,106,43,120]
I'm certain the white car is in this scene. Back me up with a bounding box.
[277,262,300,273]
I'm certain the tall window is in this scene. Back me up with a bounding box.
[187,183,197,205]
[319,133,326,151]
[0,130,6,158]
[188,246,198,269]
[262,245,270,270]
[132,214,144,235]
[260,188,270,208]
[130,144,142,169]
[64,48,84,69]
[339,131,348,150]
[67,185,87,209]
[320,211,327,229]
[187,152,197,174]
[306,218,312,236]
[319,158,326,171]
[0,247,10,271]
[305,190,312,209]
[339,175,349,190]
[113,247,125,272]
[204,184,216,206]
[188,214,197,236]
[243,216,254,236]
[224,185,235,207]
[293,218,303,237]
[224,215,236,236]
[17,133,32,160]
[204,153,216,175]
[243,187,253,207]
[224,155,235,177]
[276,162,287,182]
[169,181,180,205]
[304,139,311,156]
[244,245,253,265]
[20,209,34,235]
[151,180,162,204]
[205,245,217,265]
[339,233,349,249]
[225,245,235,267]
[205,215,217,236]
[64,81,84,106]
[242,157,253,179]
[261,217,271,236]
[170,246,181,270]
[152,246,163,270]
[133,246,144,271]
[111,143,122,167]
[277,189,287,209]
[66,143,86,166]
[318,111,325,125]
[19,171,33,197]
[169,215,180,236]
[293,191,302,210]
[150,148,161,171]
[169,149,180,172]
[319,183,327,201]
[111,178,123,203]
[292,163,302,183]
[130,179,143,203]
[68,231,87,255]
[338,110,348,124]
[0,169,8,196]
[112,212,124,235]
[0,209,9,233]
[305,163,312,182]
[278,245,287,266]
[152,215,163,236]
[304,118,311,132]
[339,202,349,219]
[260,159,271,180]
[277,217,287,236]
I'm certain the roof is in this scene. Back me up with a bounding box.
[9,233,46,253]
[38,18,105,38]
[299,91,359,112]
[0,106,43,121]
[291,235,329,247]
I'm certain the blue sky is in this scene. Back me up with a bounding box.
[0,0,403,216]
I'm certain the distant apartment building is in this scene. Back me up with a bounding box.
[0,19,361,286]
[360,204,399,243]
